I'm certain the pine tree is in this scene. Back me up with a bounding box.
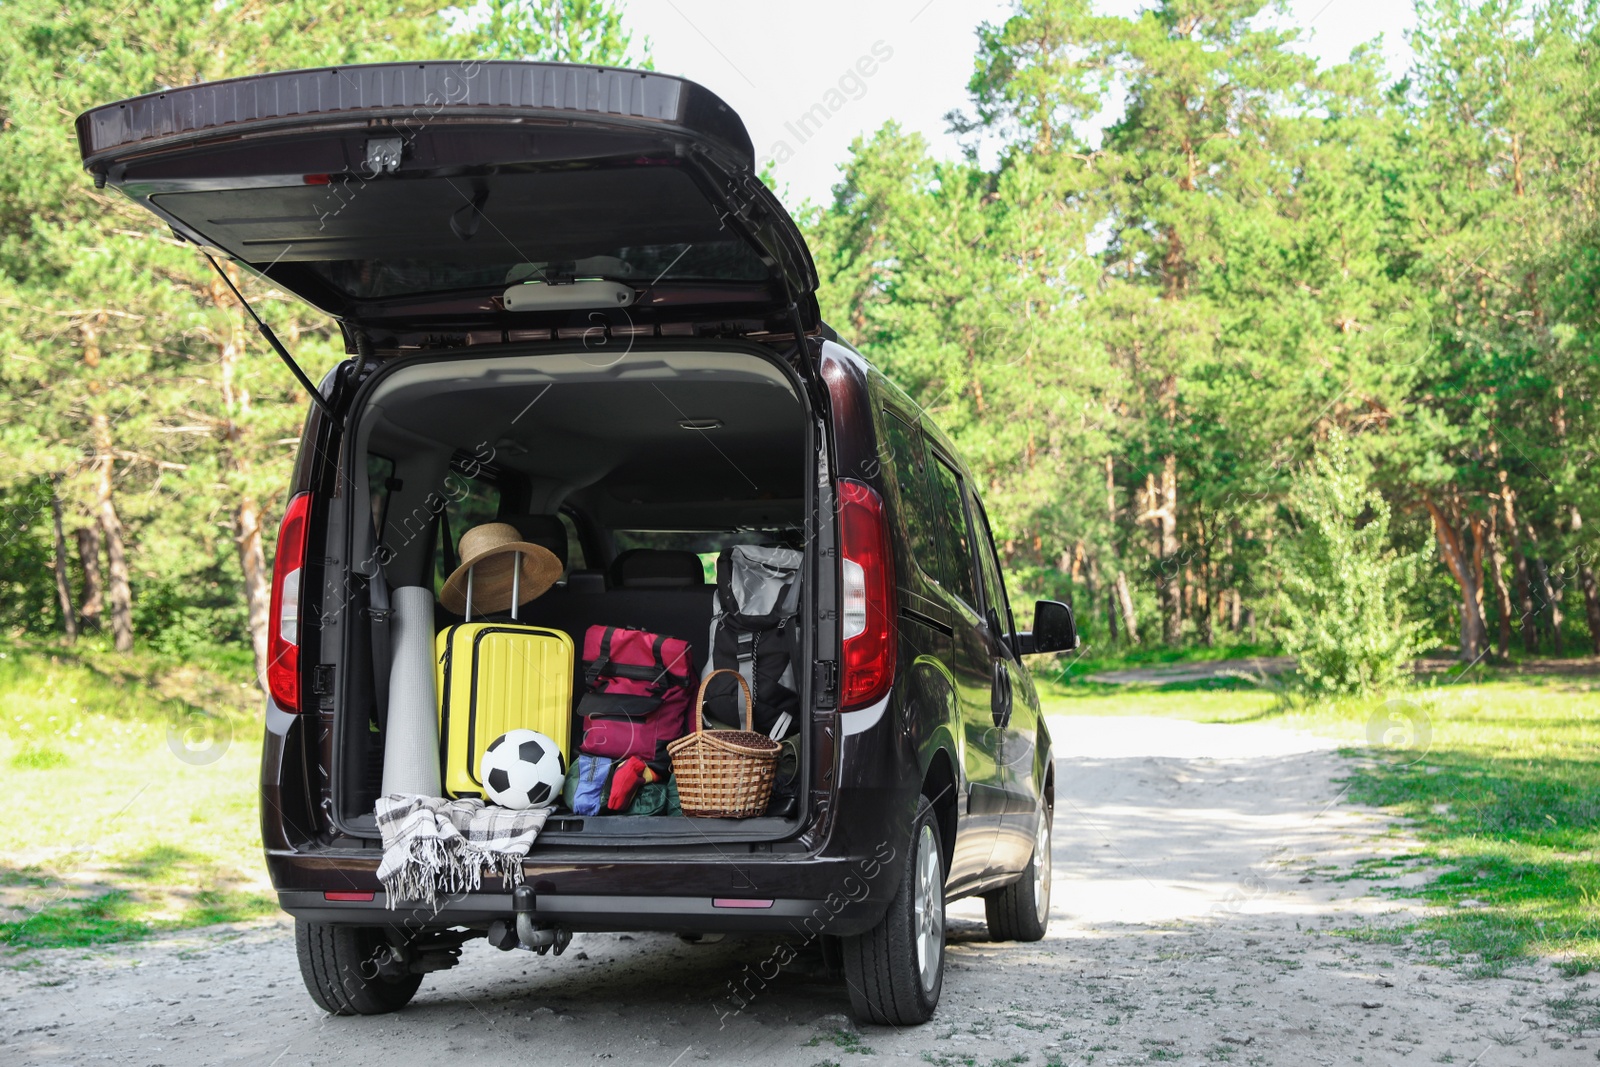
[1277,430,1425,695]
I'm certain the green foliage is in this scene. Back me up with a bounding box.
[453,0,650,65]
[0,0,642,658]
[0,0,1597,669]
[809,0,1600,661]
[0,480,57,634]
[1276,431,1426,695]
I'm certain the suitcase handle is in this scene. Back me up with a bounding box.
[462,551,523,623]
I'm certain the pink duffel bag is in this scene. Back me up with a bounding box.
[576,625,695,760]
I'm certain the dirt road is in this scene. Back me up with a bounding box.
[4,716,1593,1065]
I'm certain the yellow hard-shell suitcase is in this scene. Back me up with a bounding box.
[434,623,574,799]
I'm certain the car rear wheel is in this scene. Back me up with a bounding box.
[842,795,944,1025]
[295,920,422,1015]
[983,801,1052,942]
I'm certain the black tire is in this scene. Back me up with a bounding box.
[842,795,945,1025]
[984,801,1052,943]
[295,920,422,1016]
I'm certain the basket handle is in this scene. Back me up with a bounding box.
[695,668,754,733]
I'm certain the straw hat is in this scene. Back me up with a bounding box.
[439,522,562,616]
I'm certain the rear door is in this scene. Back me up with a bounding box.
[922,448,1007,883]
[77,62,819,345]
[970,492,1042,873]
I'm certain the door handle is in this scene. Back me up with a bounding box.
[990,660,1012,727]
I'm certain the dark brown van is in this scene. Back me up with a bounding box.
[78,60,1076,1026]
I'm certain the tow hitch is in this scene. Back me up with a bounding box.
[487,885,572,956]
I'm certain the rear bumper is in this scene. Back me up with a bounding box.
[268,840,903,937]
[279,889,878,935]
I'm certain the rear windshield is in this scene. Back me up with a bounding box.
[154,164,774,302]
[312,242,769,301]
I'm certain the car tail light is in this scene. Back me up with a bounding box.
[267,492,311,713]
[839,479,896,710]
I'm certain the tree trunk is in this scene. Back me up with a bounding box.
[91,413,133,652]
[1485,512,1512,659]
[1106,576,1120,643]
[1260,526,1274,642]
[1158,451,1181,644]
[1536,557,1563,654]
[1530,531,1563,654]
[1500,481,1537,653]
[49,480,78,642]
[1572,508,1600,657]
[1115,570,1139,645]
[211,271,273,687]
[75,526,103,631]
[1103,456,1118,644]
[235,497,271,685]
[1084,552,1100,644]
[1424,496,1487,661]
[1579,564,1600,658]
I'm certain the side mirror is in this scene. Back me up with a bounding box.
[1014,600,1078,656]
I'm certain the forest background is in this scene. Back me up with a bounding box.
[3,0,1598,682]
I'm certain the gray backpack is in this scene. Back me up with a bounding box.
[700,546,801,738]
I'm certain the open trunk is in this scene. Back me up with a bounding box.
[325,344,816,844]
[75,60,835,850]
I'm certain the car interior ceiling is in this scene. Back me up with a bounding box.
[338,349,808,827]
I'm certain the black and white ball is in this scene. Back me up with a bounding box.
[480,729,566,810]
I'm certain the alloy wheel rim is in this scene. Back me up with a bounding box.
[912,823,943,992]
[1034,809,1051,927]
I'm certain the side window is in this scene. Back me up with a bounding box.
[971,494,1017,641]
[880,410,938,572]
[366,454,396,543]
[433,475,502,592]
[927,454,979,610]
[558,512,588,574]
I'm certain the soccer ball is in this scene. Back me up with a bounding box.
[480,729,566,810]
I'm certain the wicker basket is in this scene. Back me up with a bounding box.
[668,669,782,818]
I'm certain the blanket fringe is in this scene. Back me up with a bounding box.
[375,794,542,912]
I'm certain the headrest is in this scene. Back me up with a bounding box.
[566,570,606,595]
[609,549,705,589]
[505,514,568,568]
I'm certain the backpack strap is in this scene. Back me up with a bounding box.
[735,630,758,707]
[365,566,393,734]
[437,507,459,578]
[584,626,617,689]
[715,550,736,614]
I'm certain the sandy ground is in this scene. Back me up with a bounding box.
[4,715,1595,1066]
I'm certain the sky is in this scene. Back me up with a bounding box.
[616,0,1422,210]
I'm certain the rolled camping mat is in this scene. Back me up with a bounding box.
[380,585,442,797]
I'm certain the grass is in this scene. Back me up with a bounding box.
[1043,645,1600,977]
[1040,682,1284,723]
[0,637,272,954]
[806,1029,876,1055]
[1337,678,1600,976]
[1035,640,1283,698]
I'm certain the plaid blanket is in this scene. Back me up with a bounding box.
[374,794,550,910]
